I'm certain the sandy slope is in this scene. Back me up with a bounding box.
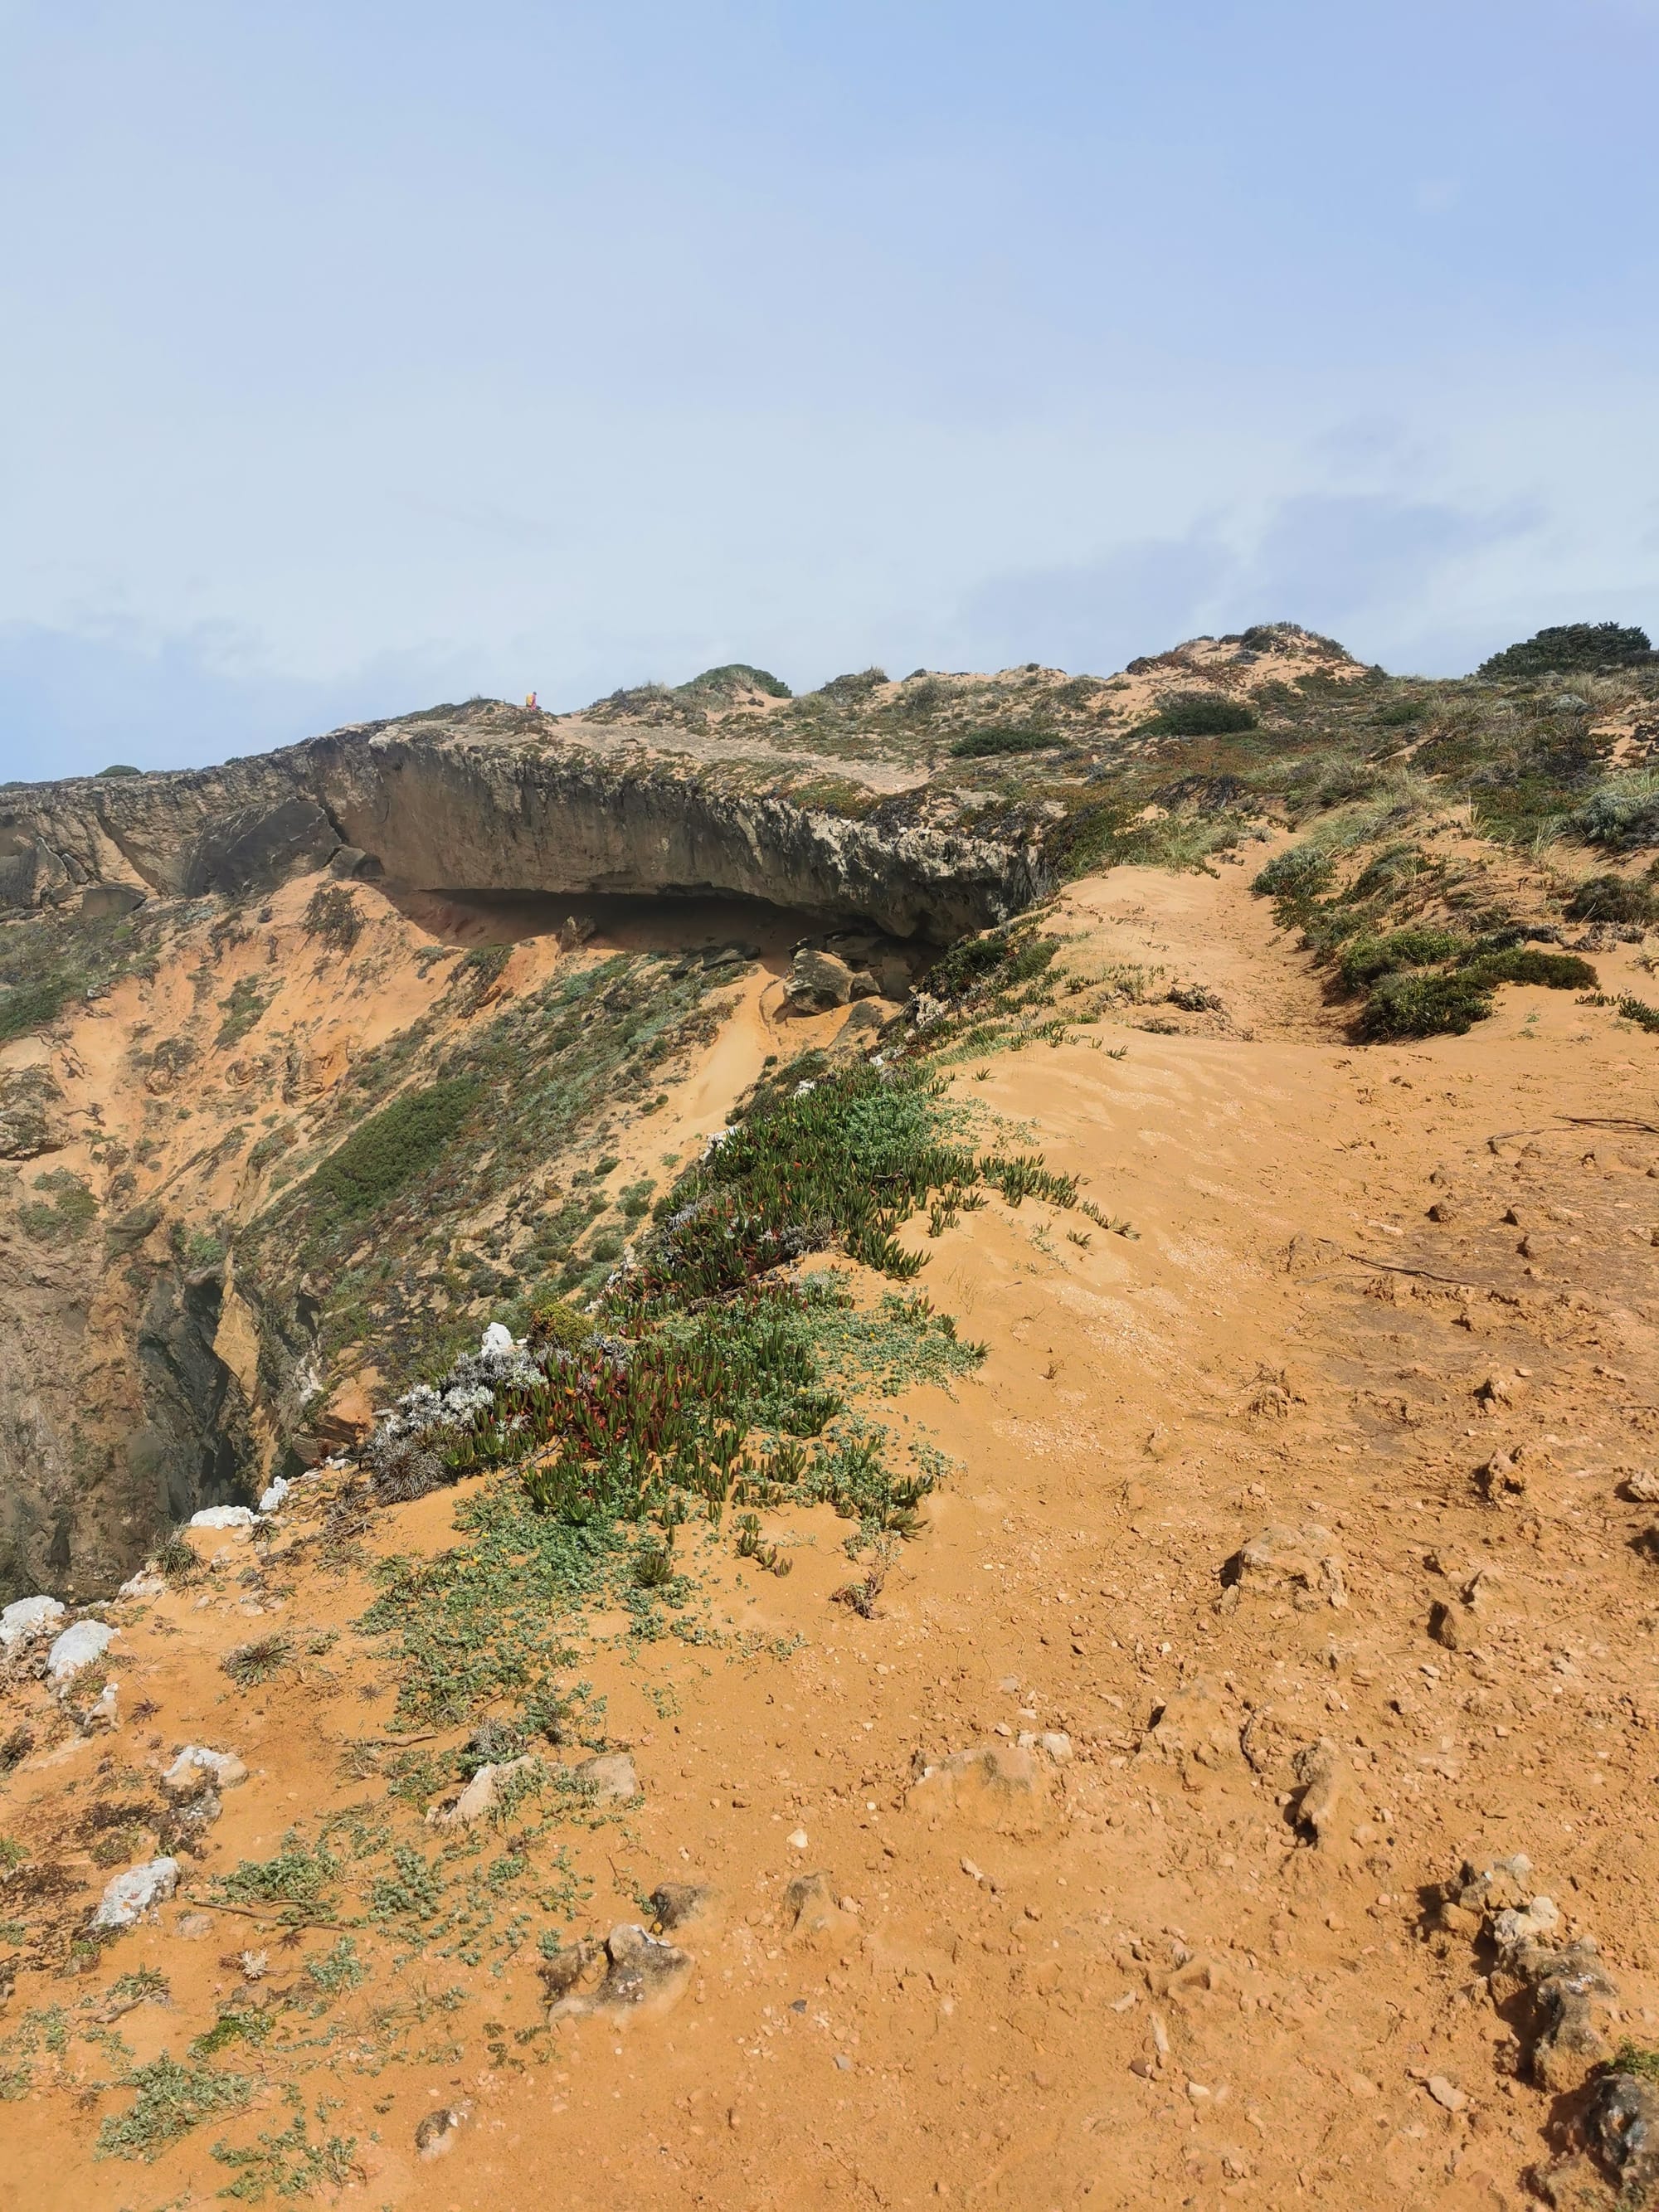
[4,855,1658,2210]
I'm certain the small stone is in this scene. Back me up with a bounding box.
[415,2105,469,2161]
[960,1858,984,1882]
[173,1911,214,1939]
[46,1618,116,1684]
[786,1871,853,1939]
[88,1680,119,1728]
[94,1857,179,1930]
[1015,1729,1073,1763]
[1426,2074,1467,2112]
[1428,1202,1457,1223]
[787,1828,809,1850]
[649,1882,714,1932]
[0,1594,66,1650]
[480,1321,515,1356]
[834,2053,853,2071]
[1292,1738,1347,1846]
[1621,1470,1659,1505]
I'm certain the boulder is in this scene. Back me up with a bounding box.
[93,1857,179,1930]
[1222,1523,1346,1611]
[257,1478,290,1514]
[906,1742,1053,1834]
[784,949,859,1010]
[1,1594,66,1651]
[546,1923,691,2020]
[573,1751,639,1803]
[189,1505,255,1531]
[46,1618,116,1683]
[0,1067,71,1159]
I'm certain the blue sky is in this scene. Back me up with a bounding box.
[2,0,1657,779]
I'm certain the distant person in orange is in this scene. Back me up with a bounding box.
[525,690,539,712]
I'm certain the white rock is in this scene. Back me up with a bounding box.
[189,1505,255,1530]
[257,1478,290,1514]
[1494,1895,1561,1947]
[427,1755,536,1828]
[89,1680,119,1728]
[480,1321,514,1356]
[93,1857,179,1930]
[47,1618,116,1682]
[161,1746,249,1803]
[1017,1729,1074,1763]
[117,1571,165,1599]
[1,1594,66,1650]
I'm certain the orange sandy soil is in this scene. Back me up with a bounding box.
[4,858,1659,2212]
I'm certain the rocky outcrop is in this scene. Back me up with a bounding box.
[0,711,1045,941]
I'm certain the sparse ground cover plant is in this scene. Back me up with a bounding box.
[947,725,1061,760]
[95,2052,252,2161]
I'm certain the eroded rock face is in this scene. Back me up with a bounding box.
[0,716,1044,942]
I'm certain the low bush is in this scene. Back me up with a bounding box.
[947,726,1061,760]
[304,1077,483,1228]
[1356,970,1494,1040]
[1335,927,1466,994]
[1253,844,1335,904]
[1564,872,1657,925]
[1459,946,1598,991]
[1141,693,1258,737]
[1568,771,1659,850]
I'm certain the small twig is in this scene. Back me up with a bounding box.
[182,1898,348,1931]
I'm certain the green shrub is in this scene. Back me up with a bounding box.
[305,1077,483,1226]
[1252,844,1335,903]
[1335,927,1466,994]
[1141,693,1258,737]
[1357,970,1494,1040]
[95,762,143,777]
[1564,872,1657,924]
[1459,946,1598,990]
[0,975,74,1043]
[680,663,792,700]
[303,886,365,950]
[947,725,1061,760]
[95,2054,251,2161]
[1478,621,1651,679]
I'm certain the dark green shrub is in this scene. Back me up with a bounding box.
[0,975,74,1043]
[305,1077,483,1226]
[680,663,792,700]
[1357,970,1494,1040]
[1478,621,1651,679]
[95,762,142,777]
[1141,693,1258,737]
[1335,927,1466,994]
[1252,845,1334,902]
[947,726,1060,761]
[1374,698,1423,727]
[1459,947,1597,990]
[1564,873,1657,925]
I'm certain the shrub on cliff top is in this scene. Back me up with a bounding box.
[1478,621,1652,680]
